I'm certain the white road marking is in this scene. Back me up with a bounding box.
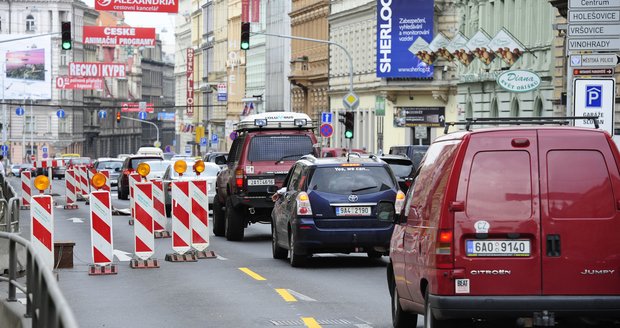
[113,249,132,262]
[67,218,84,223]
[216,255,228,260]
[287,289,317,302]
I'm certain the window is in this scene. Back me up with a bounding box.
[510,97,520,116]
[25,115,35,133]
[547,150,614,218]
[534,97,543,117]
[247,135,313,162]
[287,164,303,191]
[26,15,35,32]
[59,115,68,133]
[309,166,395,195]
[490,97,498,118]
[466,151,532,219]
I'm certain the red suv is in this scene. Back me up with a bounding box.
[213,112,318,241]
[383,126,620,327]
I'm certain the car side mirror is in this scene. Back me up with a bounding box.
[376,201,396,223]
[214,155,227,165]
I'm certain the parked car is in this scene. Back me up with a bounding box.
[143,160,171,180]
[93,158,124,187]
[117,154,131,161]
[162,160,220,217]
[384,126,620,327]
[51,158,67,179]
[214,112,318,241]
[117,154,164,200]
[271,155,402,267]
[388,145,429,171]
[377,154,415,192]
[18,163,35,176]
[136,147,164,157]
[9,164,21,177]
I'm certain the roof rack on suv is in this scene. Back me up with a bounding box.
[443,116,600,134]
[235,111,314,131]
[300,154,317,162]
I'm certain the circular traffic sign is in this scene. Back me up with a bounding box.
[98,110,107,119]
[0,145,8,152]
[15,107,24,116]
[43,153,49,159]
[56,109,66,119]
[138,111,147,120]
[320,123,333,138]
[229,131,238,140]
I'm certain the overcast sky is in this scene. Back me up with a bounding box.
[82,0,176,54]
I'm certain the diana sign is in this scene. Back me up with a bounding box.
[496,70,541,93]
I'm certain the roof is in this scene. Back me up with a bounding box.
[435,126,607,143]
[299,155,384,167]
[236,111,313,131]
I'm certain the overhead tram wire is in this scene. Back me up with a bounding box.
[0,102,226,110]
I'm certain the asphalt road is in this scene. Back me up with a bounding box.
[9,177,424,328]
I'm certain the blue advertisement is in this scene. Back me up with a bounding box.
[376,0,434,78]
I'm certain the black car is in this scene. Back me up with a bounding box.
[378,154,415,192]
[388,145,429,171]
[117,154,164,200]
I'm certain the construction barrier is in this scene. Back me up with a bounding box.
[77,166,89,198]
[31,194,54,269]
[131,182,158,268]
[166,181,196,262]
[151,180,170,238]
[64,169,78,210]
[128,173,142,225]
[21,171,32,210]
[89,190,117,275]
[190,180,214,258]
[33,160,65,194]
[101,170,111,192]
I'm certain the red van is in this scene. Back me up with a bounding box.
[383,127,620,327]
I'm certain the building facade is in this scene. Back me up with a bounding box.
[264,0,292,112]
[174,0,193,154]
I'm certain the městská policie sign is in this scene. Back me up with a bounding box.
[496,70,541,93]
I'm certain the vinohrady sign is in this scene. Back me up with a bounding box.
[496,70,541,93]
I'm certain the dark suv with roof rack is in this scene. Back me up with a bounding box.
[213,112,318,241]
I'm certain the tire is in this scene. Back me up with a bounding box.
[392,282,418,328]
[225,198,244,241]
[271,220,287,259]
[288,229,306,267]
[212,196,225,237]
[118,185,127,200]
[425,290,464,328]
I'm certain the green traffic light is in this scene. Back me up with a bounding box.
[241,41,249,50]
[345,130,353,139]
[62,41,72,50]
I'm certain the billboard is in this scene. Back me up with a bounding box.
[393,107,445,127]
[186,48,194,117]
[121,102,154,113]
[0,34,52,100]
[376,0,434,78]
[95,0,179,13]
[55,76,104,90]
[83,26,156,47]
[68,62,126,78]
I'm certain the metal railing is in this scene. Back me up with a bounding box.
[0,174,19,232]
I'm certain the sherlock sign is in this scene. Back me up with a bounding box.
[394,107,446,127]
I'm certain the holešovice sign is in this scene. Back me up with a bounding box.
[496,70,541,93]
[95,0,178,13]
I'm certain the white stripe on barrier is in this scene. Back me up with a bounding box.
[78,166,89,196]
[151,180,166,232]
[171,181,191,255]
[129,173,142,222]
[190,180,209,251]
[21,171,32,207]
[65,169,77,205]
[90,191,114,265]
[31,195,54,268]
[134,182,154,260]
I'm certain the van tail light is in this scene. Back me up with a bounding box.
[296,192,313,215]
[235,168,245,189]
[394,190,406,215]
[436,229,454,269]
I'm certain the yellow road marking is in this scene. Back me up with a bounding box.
[238,267,266,281]
[275,288,297,302]
[302,317,322,328]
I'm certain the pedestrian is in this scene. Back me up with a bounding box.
[0,155,6,177]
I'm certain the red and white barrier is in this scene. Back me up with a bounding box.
[89,190,117,275]
[128,173,142,225]
[77,166,89,197]
[190,180,210,254]
[101,170,111,192]
[151,180,169,238]
[31,195,54,269]
[33,160,65,168]
[64,169,78,209]
[21,171,32,210]
[131,182,158,268]
[165,181,197,262]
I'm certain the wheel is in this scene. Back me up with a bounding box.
[367,250,383,258]
[271,220,287,259]
[225,198,244,241]
[392,282,418,328]
[424,290,465,328]
[212,196,225,237]
[288,229,306,267]
[118,185,127,200]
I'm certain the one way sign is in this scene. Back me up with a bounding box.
[321,112,332,124]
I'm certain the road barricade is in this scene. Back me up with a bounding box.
[151,179,170,238]
[20,171,32,210]
[76,166,89,200]
[31,194,54,269]
[166,180,197,262]
[131,182,159,268]
[64,169,79,209]
[89,190,117,275]
[190,180,215,259]
[33,160,65,194]
[128,173,142,226]
[100,170,111,192]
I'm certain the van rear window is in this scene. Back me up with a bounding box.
[247,135,313,162]
[466,151,532,219]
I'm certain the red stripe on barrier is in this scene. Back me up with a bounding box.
[92,212,112,244]
[92,192,110,207]
[32,219,52,251]
[154,198,165,214]
[175,205,190,229]
[34,197,52,214]
[135,205,153,233]
[93,247,111,264]
[192,230,207,244]
[178,182,189,196]
[173,232,189,247]
[135,236,152,253]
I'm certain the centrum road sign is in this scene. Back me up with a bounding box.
[569,0,620,9]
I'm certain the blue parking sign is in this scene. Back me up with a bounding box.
[586,85,602,108]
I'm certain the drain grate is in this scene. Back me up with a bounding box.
[269,318,357,326]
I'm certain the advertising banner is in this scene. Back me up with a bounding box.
[0,34,52,100]
[69,62,126,78]
[95,0,179,13]
[157,113,175,121]
[83,26,156,47]
[55,76,104,90]
[393,107,446,127]
[241,0,250,22]
[186,48,194,116]
[121,102,154,113]
[376,0,434,78]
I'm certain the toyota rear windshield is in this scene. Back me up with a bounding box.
[247,135,314,162]
[308,166,396,195]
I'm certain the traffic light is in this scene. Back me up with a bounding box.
[61,21,72,50]
[116,112,121,123]
[240,22,250,50]
[338,111,354,139]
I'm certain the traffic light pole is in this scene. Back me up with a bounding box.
[120,115,160,147]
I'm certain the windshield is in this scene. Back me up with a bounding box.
[309,166,395,195]
[96,161,123,170]
[381,158,413,178]
[247,135,313,162]
[72,158,91,165]
[143,161,170,172]
[129,157,162,169]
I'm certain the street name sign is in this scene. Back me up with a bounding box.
[573,78,615,136]
[568,38,620,51]
[569,0,620,9]
[569,10,620,23]
[573,68,615,75]
[570,54,620,67]
[568,24,620,37]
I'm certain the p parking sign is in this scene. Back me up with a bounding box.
[585,85,602,108]
[573,78,615,135]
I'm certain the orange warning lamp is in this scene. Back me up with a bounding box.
[174,160,187,175]
[91,173,107,190]
[193,160,205,175]
[34,175,50,193]
[136,163,151,178]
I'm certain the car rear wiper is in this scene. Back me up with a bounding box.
[351,185,377,193]
[275,153,307,164]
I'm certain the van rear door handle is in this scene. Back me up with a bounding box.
[546,234,561,257]
[449,201,464,212]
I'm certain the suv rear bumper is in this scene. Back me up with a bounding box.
[429,294,620,320]
[230,194,275,209]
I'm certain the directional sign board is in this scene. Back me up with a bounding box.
[573,78,615,135]
[570,54,620,67]
[568,38,620,51]
[568,24,620,37]
[569,0,620,9]
[573,68,615,76]
[569,10,620,23]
